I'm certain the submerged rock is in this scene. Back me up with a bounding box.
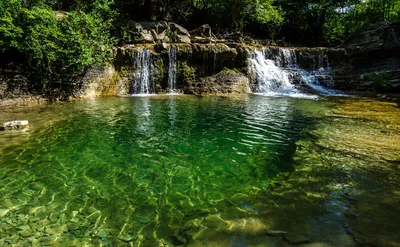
[1,120,29,130]
[118,234,136,242]
[97,229,107,238]
[0,208,10,217]
[266,229,287,236]
[284,233,311,244]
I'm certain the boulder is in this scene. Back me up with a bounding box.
[134,22,191,44]
[134,23,155,43]
[190,24,217,43]
[168,23,191,44]
[223,32,244,43]
[1,120,29,130]
[345,22,400,55]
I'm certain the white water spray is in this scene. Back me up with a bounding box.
[250,49,297,94]
[131,49,155,95]
[167,46,178,94]
[249,47,342,96]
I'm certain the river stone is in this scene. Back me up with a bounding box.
[3,199,15,208]
[137,215,152,224]
[97,229,107,238]
[202,214,226,230]
[1,120,29,130]
[88,211,101,222]
[56,224,68,233]
[0,208,10,217]
[49,213,59,224]
[266,229,287,236]
[72,211,79,218]
[20,228,34,237]
[16,225,30,230]
[284,233,311,244]
[118,234,135,242]
[29,217,40,223]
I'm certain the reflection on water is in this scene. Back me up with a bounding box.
[0,95,399,246]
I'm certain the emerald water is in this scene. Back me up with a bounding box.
[1,95,400,246]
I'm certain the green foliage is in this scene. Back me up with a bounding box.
[323,0,400,43]
[179,61,196,82]
[166,29,179,42]
[117,20,141,45]
[0,0,115,88]
[365,72,390,92]
[0,0,23,50]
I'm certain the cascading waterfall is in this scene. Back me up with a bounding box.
[250,49,297,94]
[249,47,341,96]
[131,48,155,95]
[167,46,178,94]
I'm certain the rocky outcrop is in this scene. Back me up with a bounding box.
[345,22,400,55]
[189,24,218,43]
[134,22,192,44]
[114,43,245,94]
[77,66,130,97]
[185,69,250,95]
[330,22,400,92]
[132,23,226,45]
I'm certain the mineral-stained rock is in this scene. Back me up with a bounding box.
[185,69,250,95]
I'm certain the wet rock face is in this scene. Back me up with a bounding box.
[185,69,250,95]
[113,44,245,94]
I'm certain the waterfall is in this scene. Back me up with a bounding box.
[249,47,341,96]
[167,46,178,94]
[250,49,297,94]
[131,48,155,95]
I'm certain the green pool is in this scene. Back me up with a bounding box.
[0,95,399,246]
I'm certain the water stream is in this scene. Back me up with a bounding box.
[248,47,342,96]
[167,46,178,94]
[131,48,155,95]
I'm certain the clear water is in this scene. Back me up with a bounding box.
[0,95,399,246]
